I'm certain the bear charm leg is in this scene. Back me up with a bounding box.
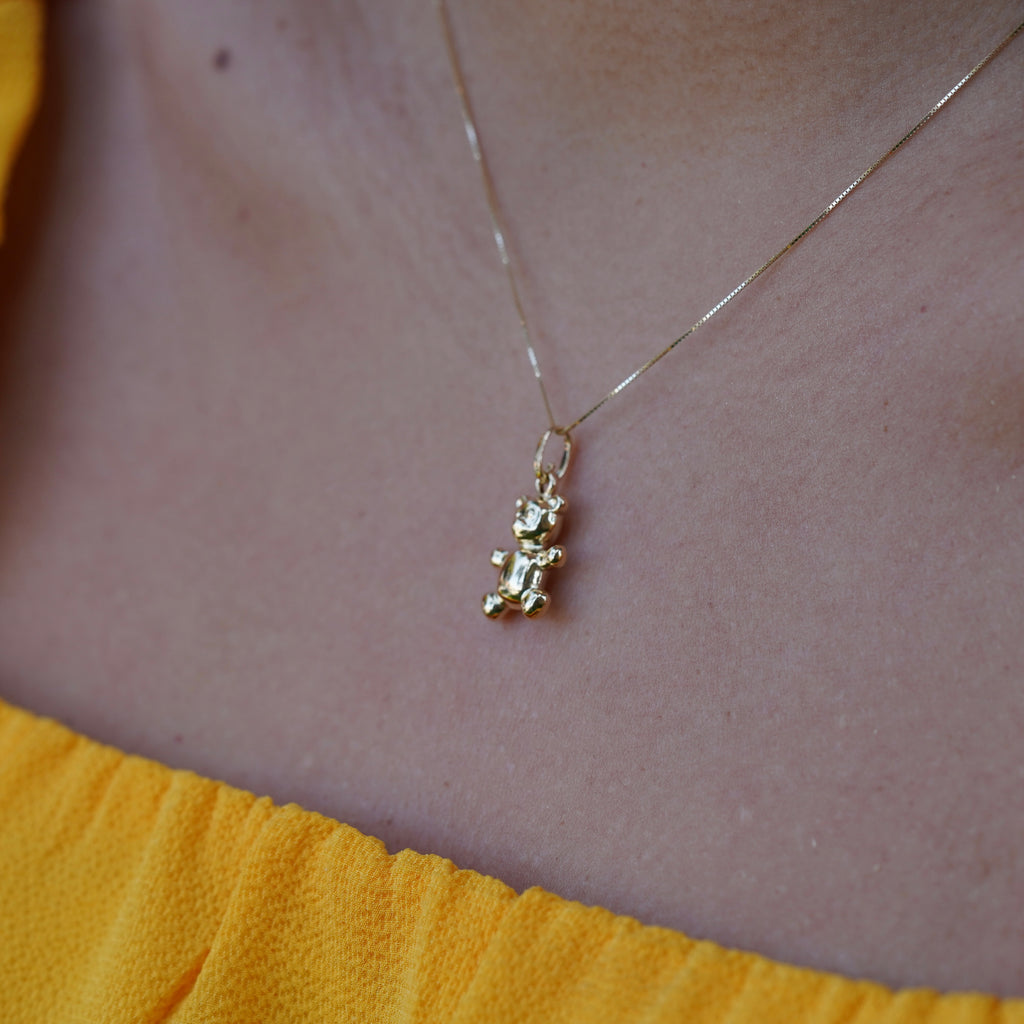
[482,592,509,618]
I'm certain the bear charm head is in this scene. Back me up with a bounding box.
[512,492,566,548]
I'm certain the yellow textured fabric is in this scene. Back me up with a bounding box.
[0,0,42,240]
[0,699,1021,1023]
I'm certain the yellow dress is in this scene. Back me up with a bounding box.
[3,698,1023,1023]
[1,8,1021,1021]
[0,0,39,242]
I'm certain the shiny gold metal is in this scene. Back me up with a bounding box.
[564,16,1024,432]
[533,427,572,486]
[438,0,1024,618]
[437,0,557,431]
[439,5,1023,433]
[483,430,572,619]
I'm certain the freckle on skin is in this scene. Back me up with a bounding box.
[213,48,232,72]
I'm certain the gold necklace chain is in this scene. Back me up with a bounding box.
[439,4,1024,435]
[438,4,1024,619]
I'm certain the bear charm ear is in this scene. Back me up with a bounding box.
[515,495,527,510]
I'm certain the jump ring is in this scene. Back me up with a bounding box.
[534,427,573,481]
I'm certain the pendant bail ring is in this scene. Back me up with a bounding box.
[534,427,573,484]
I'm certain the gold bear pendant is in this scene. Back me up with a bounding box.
[483,429,572,620]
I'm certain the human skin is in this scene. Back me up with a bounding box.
[1,0,1022,995]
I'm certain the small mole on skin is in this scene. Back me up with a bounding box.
[919,304,927,313]
[174,734,184,744]
[213,47,232,72]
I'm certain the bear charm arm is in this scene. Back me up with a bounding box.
[482,429,573,620]
[540,545,565,569]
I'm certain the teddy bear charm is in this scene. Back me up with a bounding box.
[482,429,573,620]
